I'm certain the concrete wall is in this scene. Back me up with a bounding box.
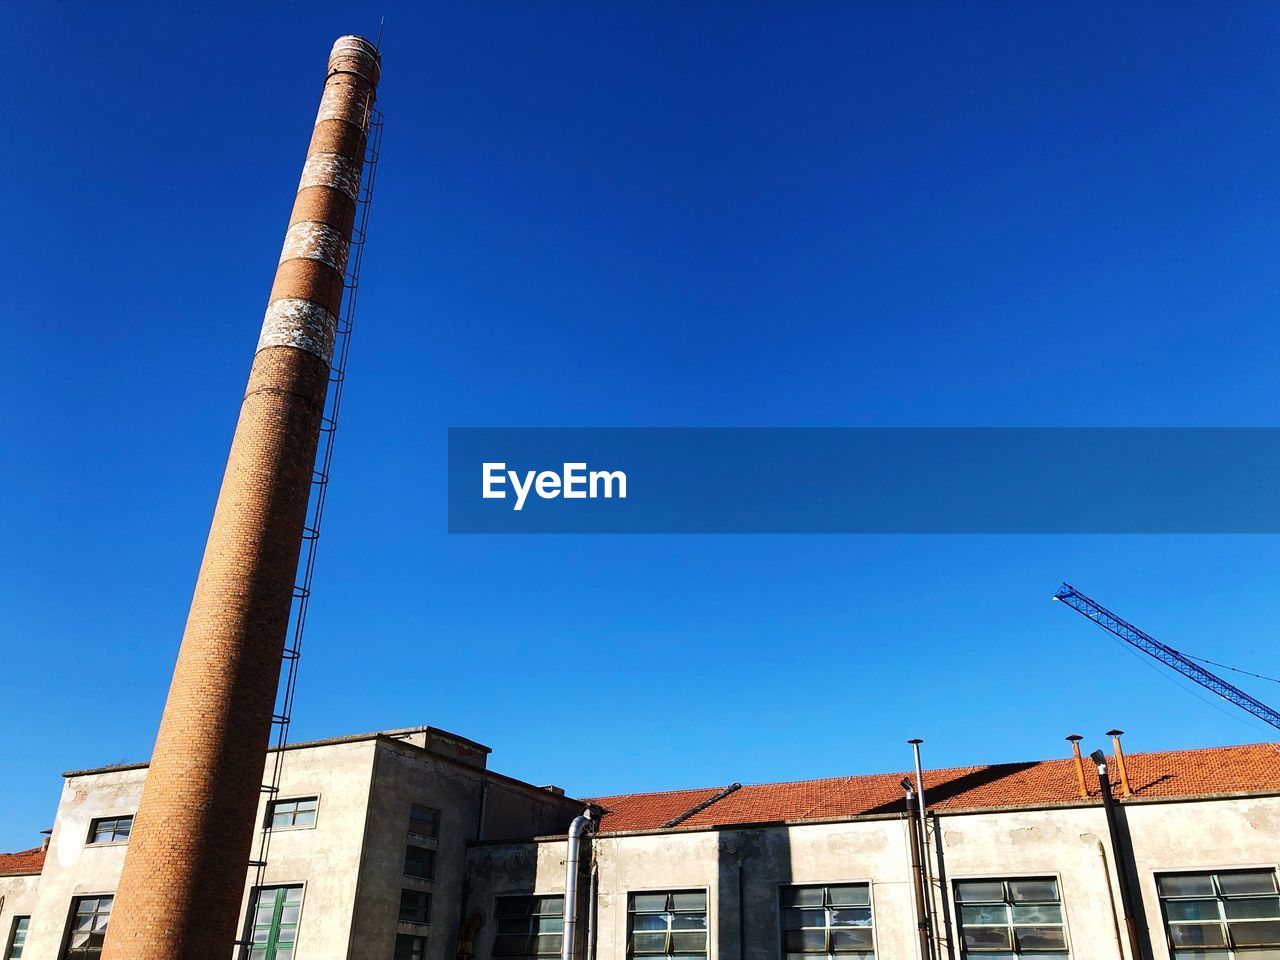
[0,872,42,957]
[466,795,1280,960]
[347,739,580,960]
[23,767,145,960]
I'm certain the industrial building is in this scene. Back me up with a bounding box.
[2,725,1278,960]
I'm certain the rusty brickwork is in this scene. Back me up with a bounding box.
[100,36,380,960]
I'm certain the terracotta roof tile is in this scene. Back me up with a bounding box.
[589,742,1280,832]
[0,846,45,877]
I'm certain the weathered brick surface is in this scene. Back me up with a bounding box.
[101,35,379,960]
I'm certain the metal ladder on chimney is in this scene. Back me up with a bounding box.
[241,106,385,938]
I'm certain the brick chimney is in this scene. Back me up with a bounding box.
[101,36,380,960]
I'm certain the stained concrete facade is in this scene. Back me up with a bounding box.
[464,794,1280,960]
[1,727,580,960]
[4,728,1279,960]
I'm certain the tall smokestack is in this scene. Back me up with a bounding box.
[101,36,380,960]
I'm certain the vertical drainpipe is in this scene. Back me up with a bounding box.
[563,810,594,960]
[908,739,937,960]
[1091,750,1148,960]
[902,781,931,960]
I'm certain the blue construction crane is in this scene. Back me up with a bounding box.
[1053,583,1280,731]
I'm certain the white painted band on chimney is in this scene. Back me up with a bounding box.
[279,221,350,274]
[316,82,370,128]
[299,153,361,202]
[256,298,337,363]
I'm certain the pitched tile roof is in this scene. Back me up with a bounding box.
[589,742,1280,833]
[0,846,45,877]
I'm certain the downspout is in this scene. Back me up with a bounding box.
[586,861,599,960]
[908,739,937,960]
[902,781,931,960]
[1094,839,1128,959]
[562,809,594,960]
[1091,751,1147,960]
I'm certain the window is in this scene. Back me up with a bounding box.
[404,844,436,881]
[494,896,564,959]
[409,804,440,839]
[7,917,29,960]
[395,934,427,960]
[399,889,432,924]
[63,896,113,960]
[1158,869,1280,958]
[88,817,132,844]
[245,885,303,960]
[267,797,318,830]
[779,884,874,960]
[628,890,708,959]
[954,877,1068,956]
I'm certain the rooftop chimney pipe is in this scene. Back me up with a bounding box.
[1108,729,1132,797]
[101,36,380,960]
[1066,734,1088,799]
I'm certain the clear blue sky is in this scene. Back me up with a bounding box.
[3,2,1280,852]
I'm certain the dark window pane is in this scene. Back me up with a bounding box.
[781,888,824,908]
[1219,872,1279,896]
[631,932,668,954]
[493,934,530,956]
[668,932,706,953]
[670,893,705,912]
[1169,922,1228,948]
[533,934,563,956]
[782,929,826,952]
[533,898,565,917]
[632,915,668,932]
[670,914,706,931]
[956,881,1005,902]
[1160,875,1216,897]
[1008,879,1058,902]
[1226,898,1280,921]
[403,845,435,880]
[1231,920,1280,946]
[1012,903,1062,924]
[1166,900,1221,922]
[829,908,872,928]
[399,890,431,923]
[1016,926,1067,950]
[960,904,1008,926]
[496,897,532,919]
[962,926,1012,950]
[826,885,870,907]
[394,934,427,960]
[829,928,874,951]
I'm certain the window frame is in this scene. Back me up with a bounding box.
[395,932,428,960]
[492,893,566,960]
[409,803,441,841]
[6,916,29,960]
[399,889,433,926]
[1156,866,1280,957]
[264,796,320,832]
[86,816,133,846]
[625,887,710,960]
[775,879,877,960]
[240,882,306,960]
[402,842,437,883]
[60,893,114,960]
[950,873,1071,957]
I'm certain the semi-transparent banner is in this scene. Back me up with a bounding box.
[447,428,1280,533]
